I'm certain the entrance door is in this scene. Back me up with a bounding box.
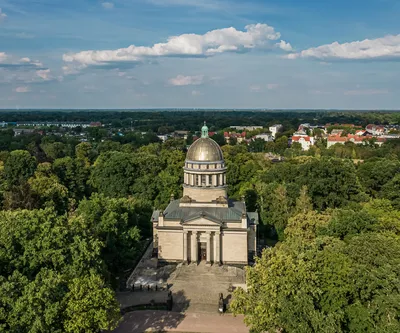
[199,242,207,261]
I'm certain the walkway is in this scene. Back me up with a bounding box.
[113,310,248,333]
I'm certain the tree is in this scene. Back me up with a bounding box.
[4,150,36,187]
[64,273,121,333]
[232,231,400,333]
[357,159,400,196]
[76,194,151,283]
[28,163,69,213]
[294,185,313,214]
[90,151,136,198]
[0,208,120,333]
[380,174,400,209]
[53,157,90,204]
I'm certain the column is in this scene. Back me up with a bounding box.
[190,174,194,186]
[183,231,188,263]
[191,231,198,263]
[206,173,209,186]
[219,174,223,186]
[206,232,211,263]
[213,174,217,186]
[214,231,220,264]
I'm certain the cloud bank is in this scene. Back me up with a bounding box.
[286,34,400,60]
[0,52,56,84]
[63,24,292,73]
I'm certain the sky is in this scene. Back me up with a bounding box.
[0,0,400,109]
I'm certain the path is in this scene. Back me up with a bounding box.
[113,310,248,333]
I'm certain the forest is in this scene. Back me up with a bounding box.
[0,111,399,332]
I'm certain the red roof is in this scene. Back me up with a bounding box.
[292,136,311,142]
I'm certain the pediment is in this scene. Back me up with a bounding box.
[182,212,222,226]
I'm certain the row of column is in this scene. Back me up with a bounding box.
[184,173,226,187]
[183,230,220,264]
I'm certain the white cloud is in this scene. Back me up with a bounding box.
[15,86,30,93]
[344,89,389,96]
[63,23,287,71]
[0,8,7,22]
[168,75,204,86]
[286,34,400,60]
[102,2,114,9]
[0,52,56,84]
[36,69,52,80]
[276,40,292,51]
[0,52,8,62]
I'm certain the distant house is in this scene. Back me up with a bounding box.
[291,136,315,151]
[254,133,273,142]
[269,124,283,138]
[173,131,189,139]
[331,129,344,135]
[13,129,37,136]
[224,131,246,143]
[327,134,386,148]
[90,122,102,127]
[157,135,169,142]
[230,126,263,131]
[355,129,367,136]
[366,124,386,136]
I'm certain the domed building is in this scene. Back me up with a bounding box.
[152,123,258,265]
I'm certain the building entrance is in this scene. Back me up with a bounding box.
[199,242,207,261]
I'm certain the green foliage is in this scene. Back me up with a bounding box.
[0,208,120,332]
[357,159,400,196]
[233,212,400,333]
[76,194,151,283]
[90,151,136,198]
[64,273,120,333]
[53,157,90,203]
[4,150,37,187]
[319,209,378,240]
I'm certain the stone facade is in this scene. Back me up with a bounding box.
[152,123,258,265]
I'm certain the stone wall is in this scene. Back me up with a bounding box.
[158,230,183,261]
[221,231,248,264]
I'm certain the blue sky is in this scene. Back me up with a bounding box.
[0,0,400,109]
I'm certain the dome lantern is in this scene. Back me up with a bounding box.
[201,121,209,138]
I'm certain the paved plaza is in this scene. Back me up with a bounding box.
[113,310,248,333]
[113,262,248,332]
[168,262,246,312]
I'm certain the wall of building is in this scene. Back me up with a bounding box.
[158,230,183,261]
[183,186,227,202]
[247,226,257,254]
[221,231,248,264]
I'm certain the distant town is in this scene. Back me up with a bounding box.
[3,116,399,151]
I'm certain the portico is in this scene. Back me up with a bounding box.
[183,229,221,264]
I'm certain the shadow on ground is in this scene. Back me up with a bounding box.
[112,290,189,333]
[171,289,191,312]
